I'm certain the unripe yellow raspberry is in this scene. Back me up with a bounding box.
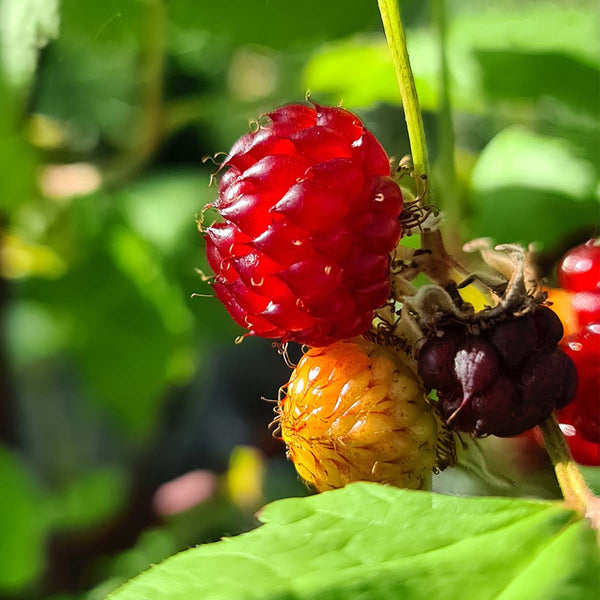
[277,338,438,491]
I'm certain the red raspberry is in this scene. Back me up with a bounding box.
[204,103,403,346]
[558,238,600,293]
[529,425,600,466]
[557,322,600,444]
[572,290,600,329]
[559,424,600,466]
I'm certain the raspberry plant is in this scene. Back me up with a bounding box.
[111,1,600,598]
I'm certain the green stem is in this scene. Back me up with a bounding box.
[377,0,429,201]
[539,416,599,532]
[377,0,472,293]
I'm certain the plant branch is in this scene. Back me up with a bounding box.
[539,416,599,533]
[377,0,429,202]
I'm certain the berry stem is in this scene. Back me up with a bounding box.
[377,0,477,293]
[377,0,429,202]
[539,415,600,534]
[378,0,496,308]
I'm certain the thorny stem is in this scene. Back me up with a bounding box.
[539,416,600,533]
[377,0,600,523]
[377,0,429,202]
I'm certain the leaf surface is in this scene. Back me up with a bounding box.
[469,126,599,248]
[110,483,599,600]
[0,0,59,87]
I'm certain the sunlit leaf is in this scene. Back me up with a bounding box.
[304,5,599,118]
[469,126,600,248]
[304,33,439,111]
[119,170,210,256]
[168,0,380,50]
[0,0,59,88]
[110,483,599,599]
[472,127,597,200]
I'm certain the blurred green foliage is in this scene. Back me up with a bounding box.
[0,448,46,591]
[0,0,598,598]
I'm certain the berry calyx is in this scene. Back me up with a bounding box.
[276,338,438,491]
[203,103,403,346]
[557,238,600,293]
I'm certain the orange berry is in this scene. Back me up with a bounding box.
[545,288,578,339]
[277,338,437,491]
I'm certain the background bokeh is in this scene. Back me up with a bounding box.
[0,0,598,598]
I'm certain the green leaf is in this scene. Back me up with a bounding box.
[304,33,439,111]
[580,467,600,497]
[5,300,68,368]
[46,467,127,531]
[304,5,599,118]
[472,126,597,200]
[35,0,152,148]
[65,244,183,433]
[25,230,185,434]
[451,6,599,71]
[0,0,60,88]
[109,483,599,599]
[168,0,380,50]
[0,0,57,212]
[119,170,209,256]
[469,126,600,248]
[0,446,47,592]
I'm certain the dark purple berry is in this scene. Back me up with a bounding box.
[418,331,461,391]
[453,338,498,400]
[488,315,537,370]
[438,390,475,432]
[471,376,518,437]
[422,306,578,439]
[519,350,575,415]
[533,306,564,348]
[554,349,578,410]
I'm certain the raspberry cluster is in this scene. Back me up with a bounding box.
[204,103,403,347]
[418,307,577,437]
[555,239,600,464]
